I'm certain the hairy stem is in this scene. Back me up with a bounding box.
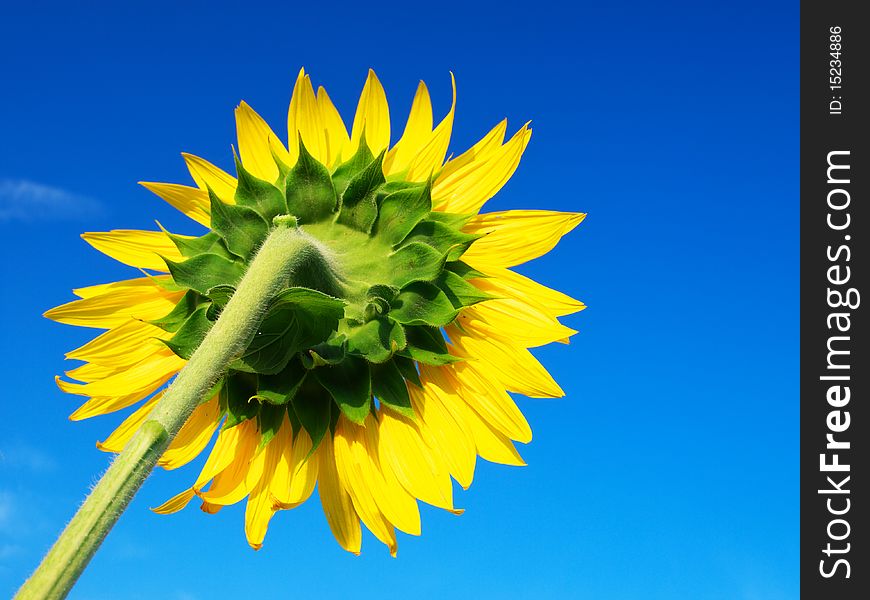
[17,218,309,600]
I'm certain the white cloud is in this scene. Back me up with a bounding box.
[0,178,102,222]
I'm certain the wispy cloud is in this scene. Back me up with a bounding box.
[0,444,57,473]
[0,178,102,222]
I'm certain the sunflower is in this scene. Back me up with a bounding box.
[45,68,585,555]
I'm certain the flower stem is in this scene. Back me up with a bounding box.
[17,218,309,600]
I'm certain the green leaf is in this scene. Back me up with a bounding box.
[166,230,236,261]
[371,360,414,418]
[405,220,480,262]
[209,190,269,260]
[346,317,407,363]
[223,372,259,429]
[254,358,307,405]
[290,379,332,451]
[337,150,385,233]
[393,355,422,387]
[257,403,286,446]
[285,138,338,223]
[234,156,288,220]
[231,287,345,375]
[331,141,375,198]
[390,281,457,327]
[165,253,246,295]
[313,356,371,424]
[387,242,446,288]
[375,182,432,246]
[436,270,492,309]
[400,325,461,366]
[150,290,201,332]
[163,305,213,359]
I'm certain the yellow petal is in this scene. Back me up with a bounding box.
[46,279,184,329]
[198,420,262,505]
[71,274,174,299]
[81,229,183,272]
[151,488,196,515]
[66,319,169,367]
[445,360,532,443]
[462,210,585,268]
[456,300,577,348]
[360,415,421,536]
[447,326,563,399]
[139,181,210,226]
[192,422,245,490]
[333,414,399,554]
[272,425,318,508]
[235,101,291,182]
[59,350,184,400]
[97,396,159,453]
[383,81,433,175]
[421,364,526,466]
[406,73,456,182]
[317,435,362,555]
[182,153,238,203]
[287,69,328,165]
[244,432,285,550]
[432,124,531,214]
[317,86,351,168]
[349,69,390,155]
[471,266,585,318]
[159,395,222,470]
[65,361,122,383]
[378,407,458,512]
[436,119,507,182]
[411,369,477,489]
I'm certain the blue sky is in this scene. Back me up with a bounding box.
[0,1,798,598]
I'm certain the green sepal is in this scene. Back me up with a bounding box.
[337,150,385,233]
[253,358,307,405]
[149,290,201,332]
[387,242,446,288]
[302,333,348,368]
[206,284,236,307]
[405,220,480,262]
[165,253,246,296]
[284,137,338,223]
[330,140,375,197]
[234,155,288,220]
[314,356,371,425]
[257,402,286,447]
[446,260,487,280]
[230,287,345,375]
[166,230,236,261]
[436,270,492,309]
[390,281,458,327]
[427,210,474,230]
[346,317,407,363]
[223,372,259,429]
[393,355,422,388]
[290,378,332,451]
[371,360,414,419]
[374,181,432,246]
[162,305,213,359]
[209,189,270,260]
[400,325,462,365]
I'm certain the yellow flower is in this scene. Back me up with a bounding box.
[45,68,585,555]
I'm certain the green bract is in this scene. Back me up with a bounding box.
[154,140,489,447]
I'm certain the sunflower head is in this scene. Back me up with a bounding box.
[46,68,585,555]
